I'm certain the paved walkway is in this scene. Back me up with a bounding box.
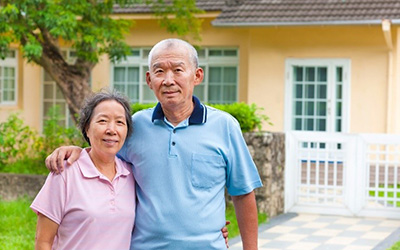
[229,213,400,250]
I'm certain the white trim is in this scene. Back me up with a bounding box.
[0,50,18,106]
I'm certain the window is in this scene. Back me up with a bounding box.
[112,48,156,103]
[0,50,17,105]
[112,47,239,104]
[42,50,78,128]
[285,59,350,133]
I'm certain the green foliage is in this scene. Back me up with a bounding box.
[131,102,272,132]
[388,241,400,250]
[0,0,203,62]
[151,0,204,41]
[0,197,36,250]
[37,106,87,159]
[0,113,38,167]
[131,103,157,114]
[0,106,87,175]
[210,103,272,132]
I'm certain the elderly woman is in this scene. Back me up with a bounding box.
[31,90,135,250]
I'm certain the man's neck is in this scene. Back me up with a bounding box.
[162,101,194,126]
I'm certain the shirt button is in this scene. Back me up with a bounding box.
[110,200,115,205]
[172,142,176,146]
[111,191,115,195]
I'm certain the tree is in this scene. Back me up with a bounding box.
[0,0,203,123]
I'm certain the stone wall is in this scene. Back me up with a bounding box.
[0,132,286,217]
[243,132,285,217]
[0,173,46,200]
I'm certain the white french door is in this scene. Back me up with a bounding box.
[285,59,350,133]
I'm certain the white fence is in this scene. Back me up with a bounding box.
[285,131,400,219]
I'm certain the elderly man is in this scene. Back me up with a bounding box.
[46,38,262,250]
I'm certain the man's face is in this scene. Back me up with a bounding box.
[146,45,203,111]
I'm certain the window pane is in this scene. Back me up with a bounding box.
[336,101,342,116]
[295,84,303,98]
[317,85,327,99]
[208,85,221,103]
[295,118,302,130]
[224,50,237,56]
[336,84,342,99]
[317,102,326,116]
[336,118,342,132]
[209,67,222,83]
[56,87,64,99]
[114,67,125,82]
[305,102,314,116]
[223,85,236,103]
[336,67,343,82]
[127,85,139,101]
[44,84,54,99]
[305,67,315,81]
[305,118,314,131]
[223,67,236,82]
[305,85,315,98]
[295,101,302,115]
[197,49,206,58]
[317,67,327,82]
[127,67,139,82]
[194,85,205,101]
[294,66,303,81]
[209,49,222,56]
[142,86,156,103]
[317,119,326,131]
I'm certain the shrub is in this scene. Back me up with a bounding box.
[0,106,87,175]
[131,102,272,132]
[0,113,39,168]
[36,106,87,160]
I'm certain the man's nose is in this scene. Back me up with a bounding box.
[162,71,174,85]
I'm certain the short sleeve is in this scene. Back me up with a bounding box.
[30,171,67,225]
[226,118,263,196]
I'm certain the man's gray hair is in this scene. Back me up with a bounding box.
[148,38,199,70]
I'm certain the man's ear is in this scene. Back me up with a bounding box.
[146,71,153,89]
[194,67,204,86]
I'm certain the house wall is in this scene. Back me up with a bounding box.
[246,25,390,133]
[0,17,396,135]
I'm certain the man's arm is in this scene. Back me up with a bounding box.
[232,191,258,250]
[45,146,83,173]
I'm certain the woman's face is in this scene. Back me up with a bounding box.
[86,100,128,159]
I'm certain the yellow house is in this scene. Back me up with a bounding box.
[1,0,400,134]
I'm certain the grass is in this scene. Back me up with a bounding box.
[0,198,267,249]
[368,184,400,207]
[0,197,36,250]
[388,241,400,250]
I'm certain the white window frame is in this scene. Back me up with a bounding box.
[111,47,239,104]
[198,47,239,104]
[41,49,77,130]
[111,48,154,103]
[284,58,351,133]
[0,50,18,105]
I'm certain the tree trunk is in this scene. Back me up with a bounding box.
[38,43,94,124]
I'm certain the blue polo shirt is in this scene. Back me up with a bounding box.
[118,96,262,250]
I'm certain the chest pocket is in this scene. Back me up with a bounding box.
[191,153,226,189]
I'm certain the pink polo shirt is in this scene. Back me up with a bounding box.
[31,149,136,250]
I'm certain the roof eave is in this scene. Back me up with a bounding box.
[212,19,400,27]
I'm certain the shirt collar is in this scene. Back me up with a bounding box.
[151,96,207,125]
[77,149,131,179]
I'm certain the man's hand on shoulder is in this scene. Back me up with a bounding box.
[45,146,83,173]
